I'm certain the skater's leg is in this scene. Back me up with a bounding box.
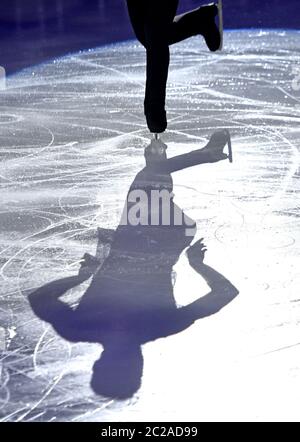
[126,0,179,132]
[170,3,222,52]
[144,44,169,133]
[143,1,179,133]
[126,1,220,48]
[126,0,147,47]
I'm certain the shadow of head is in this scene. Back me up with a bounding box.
[91,341,144,400]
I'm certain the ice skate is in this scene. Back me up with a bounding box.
[199,1,223,52]
[204,129,233,163]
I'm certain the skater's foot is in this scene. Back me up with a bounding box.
[198,3,222,52]
[145,138,167,166]
[202,129,230,163]
[144,105,167,134]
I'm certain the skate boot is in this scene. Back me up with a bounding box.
[198,2,223,52]
[204,129,232,163]
[144,106,167,134]
[208,129,230,149]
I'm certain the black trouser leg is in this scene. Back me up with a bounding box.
[144,38,170,133]
[126,0,178,132]
[126,1,207,47]
[126,0,147,47]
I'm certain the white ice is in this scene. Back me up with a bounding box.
[0,30,300,422]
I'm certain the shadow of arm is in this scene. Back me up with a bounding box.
[28,274,89,321]
[163,256,239,338]
[184,262,239,320]
[28,273,94,343]
[184,238,239,320]
[161,267,239,338]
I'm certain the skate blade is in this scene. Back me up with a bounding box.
[217,0,224,51]
[226,130,233,163]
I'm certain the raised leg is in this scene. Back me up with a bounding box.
[170,3,222,51]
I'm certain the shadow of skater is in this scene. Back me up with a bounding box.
[28,130,239,400]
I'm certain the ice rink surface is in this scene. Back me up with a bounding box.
[0,30,300,422]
